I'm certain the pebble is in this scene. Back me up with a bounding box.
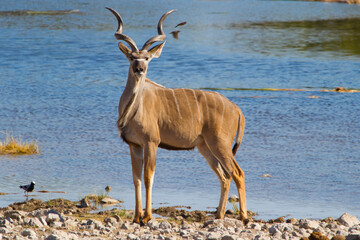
[0,207,359,240]
[338,213,360,227]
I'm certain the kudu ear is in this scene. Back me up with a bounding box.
[118,42,132,58]
[148,41,166,59]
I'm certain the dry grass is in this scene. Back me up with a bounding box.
[0,133,39,155]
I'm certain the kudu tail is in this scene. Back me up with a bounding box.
[232,111,245,156]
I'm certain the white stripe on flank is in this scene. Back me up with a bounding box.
[213,93,217,124]
[202,92,209,121]
[157,89,162,119]
[218,93,225,132]
[183,89,194,126]
[191,89,201,122]
[162,89,169,116]
[171,89,182,119]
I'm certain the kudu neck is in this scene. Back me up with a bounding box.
[125,69,147,94]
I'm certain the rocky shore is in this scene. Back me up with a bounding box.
[1,198,360,240]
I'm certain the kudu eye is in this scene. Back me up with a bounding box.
[130,56,134,61]
[145,57,149,61]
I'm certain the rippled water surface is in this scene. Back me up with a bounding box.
[1,0,359,220]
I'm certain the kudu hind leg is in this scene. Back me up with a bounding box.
[197,142,231,219]
[205,140,248,220]
[129,145,144,224]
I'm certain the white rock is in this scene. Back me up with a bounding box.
[346,234,360,240]
[0,227,10,234]
[46,213,61,224]
[338,213,360,227]
[28,209,49,218]
[281,232,291,240]
[127,233,139,240]
[63,218,77,227]
[206,232,222,240]
[51,222,63,228]
[269,223,294,234]
[251,223,262,231]
[222,235,236,240]
[89,219,105,230]
[67,233,79,240]
[121,222,131,230]
[39,217,48,227]
[159,220,172,229]
[180,229,190,237]
[165,236,177,240]
[100,197,120,205]
[0,219,12,229]
[23,217,44,228]
[4,210,27,221]
[336,230,348,236]
[299,219,320,229]
[147,219,159,230]
[45,230,69,240]
[298,228,310,237]
[91,229,100,236]
[21,229,37,238]
[104,217,118,225]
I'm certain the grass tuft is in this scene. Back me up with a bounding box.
[231,202,240,214]
[0,133,39,155]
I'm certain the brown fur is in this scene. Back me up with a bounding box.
[108,9,247,225]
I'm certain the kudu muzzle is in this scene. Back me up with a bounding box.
[132,60,147,75]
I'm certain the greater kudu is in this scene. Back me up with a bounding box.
[106,8,247,224]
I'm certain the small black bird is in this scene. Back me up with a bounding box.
[170,30,180,39]
[175,21,187,28]
[19,181,35,197]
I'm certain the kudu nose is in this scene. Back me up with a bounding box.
[132,60,146,75]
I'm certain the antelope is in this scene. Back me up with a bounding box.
[106,8,248,224]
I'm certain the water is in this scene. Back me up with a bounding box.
[1,0,359,220]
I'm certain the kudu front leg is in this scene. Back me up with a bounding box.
[142,142,158,224]
[129,145,144,224]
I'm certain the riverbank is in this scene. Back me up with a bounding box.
[0,198,359,239]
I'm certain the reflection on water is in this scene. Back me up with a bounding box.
[0,0,359,220]
[0,9,81,16]
[240,18,360,57]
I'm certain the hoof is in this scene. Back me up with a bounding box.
[132,217,142,225]
[242,218,250,225]
[142,215,152,225]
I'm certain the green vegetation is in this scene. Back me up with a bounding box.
[0,133,39,155]
[230,202,240,215]
[85,192,109,205]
